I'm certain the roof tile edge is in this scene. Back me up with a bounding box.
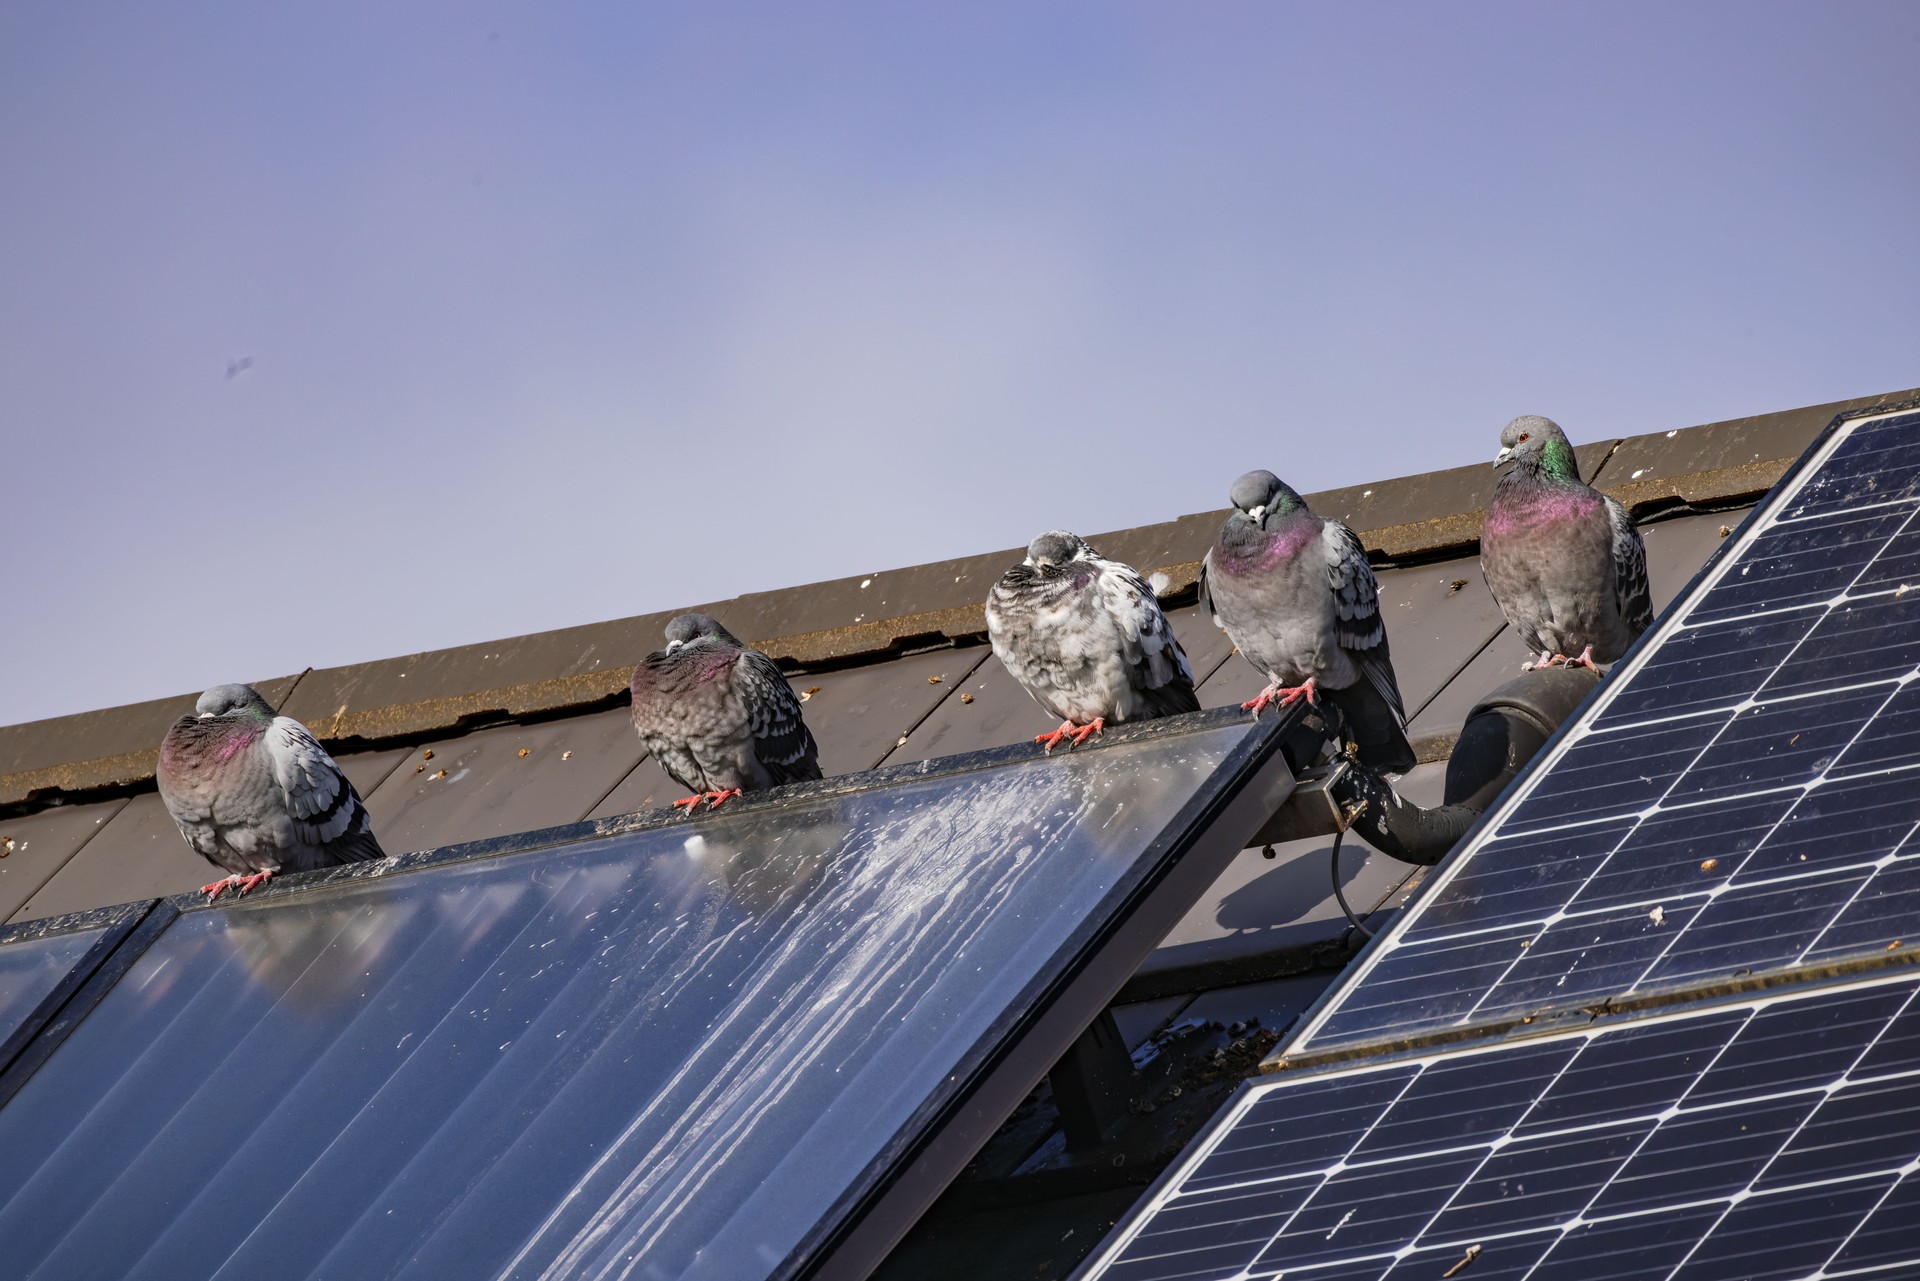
[7,386,1915,810]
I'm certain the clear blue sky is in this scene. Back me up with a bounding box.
[3,3,1917,727]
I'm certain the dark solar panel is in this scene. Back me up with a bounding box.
[0,928,101,1046]
[0,712,1290,1281]
[1079,971,1920,1281]
[1291,407,1920,1056]
[0,905,148,1101]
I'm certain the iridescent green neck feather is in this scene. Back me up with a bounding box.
[1541,434,1579,482]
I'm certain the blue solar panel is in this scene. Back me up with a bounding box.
[0,905,146,1102]
[1289,407,1920,1057]
[0,711,1292,1281]
[1078,970,1920,1281]
[0,929,101,1048]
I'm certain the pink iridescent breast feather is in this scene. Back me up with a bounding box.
[216,725,264,762]
[1485,480,1600,538]
[1217,513,1317,573]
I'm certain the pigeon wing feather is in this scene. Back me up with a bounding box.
[1323,520,1407,723]
[1606,494,1654,642]
[264,718,384,861]
[1094,557,1199,714]
[736,649,823,784]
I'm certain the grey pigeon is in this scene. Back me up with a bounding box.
[157,684,385,901]
[986,531,1199,751]
[629,613,822,812]
[1481,416,1653,669]
[1200,471,1416,774]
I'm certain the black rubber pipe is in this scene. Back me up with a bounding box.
[1330,664,1602,866]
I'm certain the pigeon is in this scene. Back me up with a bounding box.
[1200,470,1416,774]
[985,531,1200,751]
[1481,415,1653,670]
[156,684,385,901]
[629,613,822,812]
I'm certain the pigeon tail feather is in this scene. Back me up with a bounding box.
[1323,680,1418,775]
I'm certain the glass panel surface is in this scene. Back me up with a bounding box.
[1296,409,1920,1055]
[0,928,102,1047]
[0,720,1254,1281]
[1079,971,1920,1281]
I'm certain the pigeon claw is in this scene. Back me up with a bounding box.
[1531,650,1597,671]
[1066,717,1105,747]
[1275,678,1318,709]
[1035,720,1103,753]
[1034,722,1076,754]
[673,789,742,815]
[1244,679,1317,718]
[200,870,271,903]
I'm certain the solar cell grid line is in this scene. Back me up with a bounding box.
[1479,679,1917,1017]
[1073,969,1920,1281]
[1284,406,1920,1059]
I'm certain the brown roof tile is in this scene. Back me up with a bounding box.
[5,387,1909,814]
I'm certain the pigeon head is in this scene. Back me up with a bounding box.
[1024,531,1091,570]
[663,613,739,653]
[194,683,275,721]
[1227,470,1304,529]
[1495,416,1579,478]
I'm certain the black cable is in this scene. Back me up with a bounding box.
[1330,826,1375,941]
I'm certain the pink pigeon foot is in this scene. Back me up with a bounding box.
[1035,718,1104,752]
[1066,717,1105,747]
[1243,677,1317,717]
[202,870,273,902]
[673,788,742,815]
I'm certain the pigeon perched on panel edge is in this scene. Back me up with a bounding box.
[1200,471,1416,774]
[629,613,822,812]
[1481,415,1653,670]
[157,683,385,901]
[986,531,1200,751]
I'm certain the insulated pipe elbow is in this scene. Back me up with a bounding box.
[1331,765,1477,866]
[1328,665,1603,866]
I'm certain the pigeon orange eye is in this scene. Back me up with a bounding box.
[1519,433,1530,442]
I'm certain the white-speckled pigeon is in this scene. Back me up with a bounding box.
[629,613,822,812]
[1200,471,1416,774]
[986,531,1200,751]
[157,684,385,901]
[1481,416,1653,670]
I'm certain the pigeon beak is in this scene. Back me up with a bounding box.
[1247,504,1267,524]
[1494,446,1513,468]
[664,640,682,654]
[196,712,215,719]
